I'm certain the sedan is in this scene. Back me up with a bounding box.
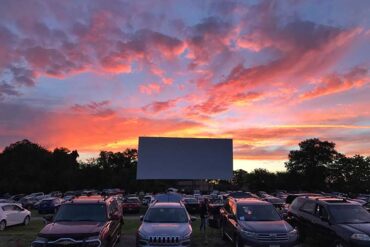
[0,203,31,231]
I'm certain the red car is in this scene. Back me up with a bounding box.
[122,197,141,214]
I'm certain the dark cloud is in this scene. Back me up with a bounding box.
[142,99,178,113]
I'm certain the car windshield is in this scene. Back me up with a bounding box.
[329,205,370,224]
[144,207,188,223]
[237,204,281,221]
[54,204,107,222]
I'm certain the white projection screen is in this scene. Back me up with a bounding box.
[137,137,233,179]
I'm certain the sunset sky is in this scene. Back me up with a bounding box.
[0,0,369,171]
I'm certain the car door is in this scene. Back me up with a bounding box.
[11,205,25,224]
[313,205,336,244]
[224,200,237,239]
[298,201,317,238]
[2,205,16,226]
[108,201,121,244]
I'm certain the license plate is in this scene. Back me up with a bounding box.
[269,245,280,247]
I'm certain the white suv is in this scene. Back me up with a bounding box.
[0,203,31,231]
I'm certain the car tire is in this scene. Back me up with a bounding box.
[0,220,6,231]
[220,223,227,240]
[296,226,305,242]
[23,216,30,226]
[334,240,348,247]
[234,234,241,247]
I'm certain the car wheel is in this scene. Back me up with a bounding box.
[0,220,6,231]
[220,223,227,240]
[23,216,30,226]
[234,234,241,247]
[334,240,348,247]
[296,226,305,242]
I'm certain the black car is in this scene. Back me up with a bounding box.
[220,197,298,247]
[182,197,200,214]
[365,202,370,213]
[31,195,122,247]
[287,196,370,247]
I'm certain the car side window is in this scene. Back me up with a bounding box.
[12,205,22,211]
[300,201,316,214]
[109,201,118,215]
[2,206,11,211]
[315,205,328,219]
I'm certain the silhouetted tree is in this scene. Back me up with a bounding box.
[285,138,343,190]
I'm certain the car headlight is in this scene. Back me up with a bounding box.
[288,228,298,237]
[85,235,101,247]
[241,229,256,238]
[31,237,47,247]
[183,231,192,239]
[137,231,148,240]
[33,237,47,242]
[351,233,370,241]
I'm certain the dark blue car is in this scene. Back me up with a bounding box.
[38,197,63,214]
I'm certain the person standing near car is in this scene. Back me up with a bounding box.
[199,198,209,244]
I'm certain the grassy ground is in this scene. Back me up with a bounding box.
[0,217,312,247]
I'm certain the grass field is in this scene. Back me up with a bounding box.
[0,217,313,247]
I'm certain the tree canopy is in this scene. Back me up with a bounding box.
[0,138,369,194]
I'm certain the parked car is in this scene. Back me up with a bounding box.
[121,197,141,214]
[263,196,285,213]
[287,196,370,246]
[182,197,200,214]
[142,195,155,206]
[220,197,298,247]
[136,201,196,246]
[0,203,31,231]
[364,202,370,212]
[31,195,122,247]
[38,197,63,214]
[49,191,62,198]
[9,194,25,202]
[31,195,49,210]
[20,192,45,209]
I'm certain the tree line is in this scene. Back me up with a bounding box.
[0,138,369,195]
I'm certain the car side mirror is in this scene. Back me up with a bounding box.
[43,215,53,224]
[140,215,144,221]
[190,216,197,222]
[110,213,120,221]
[320,216,329,223]
[228,214,236,220]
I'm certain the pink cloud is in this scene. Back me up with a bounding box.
[139,83,161,95]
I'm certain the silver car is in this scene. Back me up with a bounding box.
[136,201,196,246]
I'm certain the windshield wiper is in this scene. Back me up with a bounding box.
[54,219,75,222]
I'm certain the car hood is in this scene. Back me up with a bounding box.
[338,223,370,235]
[139,223,191,237]
[39,221,105,239]
[239,220,293,233]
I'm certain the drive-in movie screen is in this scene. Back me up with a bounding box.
[0,1,369,247]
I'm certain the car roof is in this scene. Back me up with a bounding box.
[66,195,112,204]
[0,203,18,206]
[302,196,360,206]
[233,198,270,205]
[151,202,183,208]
